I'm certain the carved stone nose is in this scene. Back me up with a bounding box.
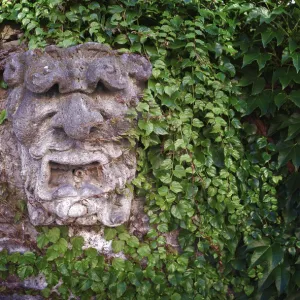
[52,93,103,140]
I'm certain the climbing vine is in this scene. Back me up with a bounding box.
[1,0,300,299]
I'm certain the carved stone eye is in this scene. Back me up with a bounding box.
[31,72,51,85]
[87,58,127,91]
[3,53,24,87]
[102,64,115,74]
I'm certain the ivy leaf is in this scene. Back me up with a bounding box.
[137,245,151,257]
[164,86,177,96]
[37,234,49,249]
[85,248,98,258]
[292,53,300,73]
[117,282,127,298]
[104,228,117,240]
[88,269,102,282]
[171,293,181,300]
[274,30,284,46]
[246,91,273,115]
[223,62,236,76]
[290,90,300,107]
[244,285,255,296]
[249,246,270,269]
[108,5,124,13]
[61,38,76,48]
[80,279,93,291]
[277,141,300,168]
[257,53,271,70]
[214,42,223,57]
[289,38,298,53]
[205,24,219,35]
[112,258,125,270]
[18,252,36,265]
[247,237,270,251]
[112,240,125,253]
[261,28,275,48]
[127,236,140,248]
[170,40,186,49]
[170,181,183,193]
[153,125,168,135]
[114,34,128,45]
[160,158,173,170]
[0,110,7,125]
[0,264,7,271]
[173,165,186,178]
[138,119,153,135]
[252,77,265,95]
[242,51,259,68]
[157,223,168,233]
[66,11,78,22]
[282,114,300,141]
[47,228,60,243]
[257,244,284,290]
[46,248,60,261]
[171,201,194,220]
[192,118,204,128]
[272,68,293,89]
[0,80,8,89]
[275,263,290,295]
[274,93,286,109]
[238,70,257,86]
[17,265,33,280]
[250,243,284,282]
[174,139,185,150]
[54,238,68,253]
[119,233,130,241]
[171,205,182,219]
[71,236,84,250]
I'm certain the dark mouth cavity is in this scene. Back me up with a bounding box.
[48,161,102,188]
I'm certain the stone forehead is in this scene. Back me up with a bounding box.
[27,42,114,61]
[4,42,152,118]
[4,42,152,88]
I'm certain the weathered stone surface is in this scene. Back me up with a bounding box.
[3,42,152,227]
[0,295,43,300]
[0,24,25,71]
[0,25,22,42]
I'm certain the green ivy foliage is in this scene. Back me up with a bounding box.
[1,0,300,299]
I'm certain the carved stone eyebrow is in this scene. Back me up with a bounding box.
[86,57,128,91]
[24,60,65,94]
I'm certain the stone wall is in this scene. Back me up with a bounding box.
[0,24,33,248]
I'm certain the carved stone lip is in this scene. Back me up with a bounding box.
[36,150,112,201]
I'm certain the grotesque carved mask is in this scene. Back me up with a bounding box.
[4,43,151,227]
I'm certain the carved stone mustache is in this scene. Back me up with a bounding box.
[28,130,127,160]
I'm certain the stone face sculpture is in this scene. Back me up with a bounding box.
[3,43,151,227]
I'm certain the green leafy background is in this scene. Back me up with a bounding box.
[1,0,300,299]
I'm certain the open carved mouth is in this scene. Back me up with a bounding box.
[48,160,105,199]
[49,161,102,189]
[37,150,112,201]
[30,148,135,226]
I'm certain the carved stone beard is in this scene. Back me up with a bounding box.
[19,140,136,227]
[4,43,152,227]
